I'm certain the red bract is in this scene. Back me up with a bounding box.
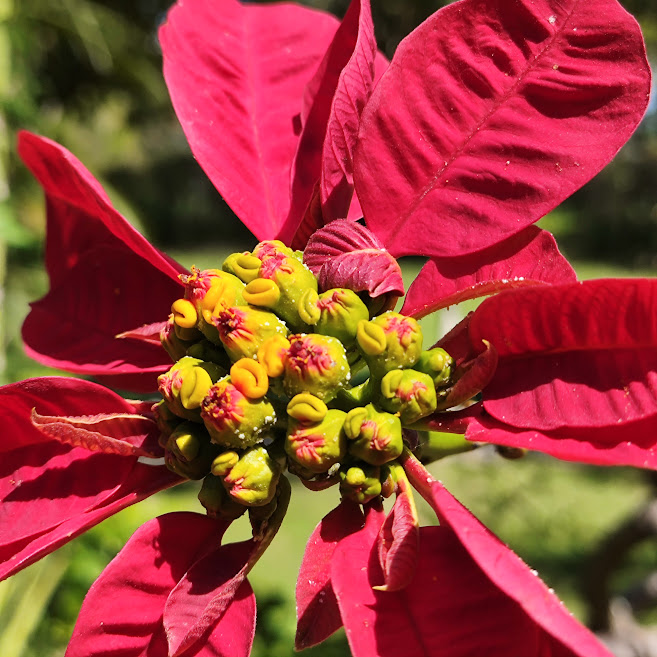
[0,378,181,581]
[4,0,655,655]
[18,132,185,393]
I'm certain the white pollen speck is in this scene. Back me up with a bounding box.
[548,15,556,24]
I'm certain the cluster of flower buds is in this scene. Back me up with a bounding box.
[154,241,454,516]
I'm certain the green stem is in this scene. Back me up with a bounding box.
[414,430,478,463]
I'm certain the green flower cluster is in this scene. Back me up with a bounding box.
[155,240,454,518]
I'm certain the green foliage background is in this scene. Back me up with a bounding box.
[0,0,656,655]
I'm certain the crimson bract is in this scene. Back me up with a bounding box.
[2,0,654,655]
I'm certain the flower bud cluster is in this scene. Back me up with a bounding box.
[155,241,454,515]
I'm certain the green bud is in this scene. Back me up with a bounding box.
[153,399,183,447]
[283,334,351,402]
[212,305,288,362]
[164,421,219,480]
[339,463,382,504]
[160,315,195,361]
[219,445,282,506]
[285,409,347,474]
[244,253,318,331]
[312,289,369,348]
[416,348,453,388]
[344,404,403,465]
[157,356,225,421]
[201,378,277,449]
[379,369,437,424]
[198,473,247,520]
[356,312,423,379]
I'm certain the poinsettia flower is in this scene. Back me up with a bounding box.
[4,0,655,655]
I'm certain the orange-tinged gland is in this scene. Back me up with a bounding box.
[287,393,328,424]
[243,278,281,308]
[257,335,290,378]
[230,358,269,398]
[201,277,241,313]
[172,298,198,329]
[357,320,387,355]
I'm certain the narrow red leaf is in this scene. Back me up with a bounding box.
[165,477,291,656]
[18,132,183,391]
[117,321,169,347]
[376,491,419,592]
[354,0,651,258]
[17,132,182,285]
[0,378,180,579]
[66,513,254,657]
[160,0,340,240]
[164,540,255,657]
[282,0,379,247]
[439,340,498,410]
[401,226,577,318]
[31,410,159,457]
[295,500,364,650]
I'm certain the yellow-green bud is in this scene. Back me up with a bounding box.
[356,312,423,379]
[157,356,224,421]
[219,446,282,506]
[312,289,370,348]
[153,399,182,447]
[160,314,195,361]
[211,305,288,362]
[379,369,437,424]
[164,421,219,480]
[344,404,403,465]
[223,253,263,283]
[198,473,247,520]
[201,378,276,449]
[285,409,347,474]
[416,348,453,388]
[283,334,350,402]
[247,242,317,330]
[339,463,382,504]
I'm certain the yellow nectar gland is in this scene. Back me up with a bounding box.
[172,298,198,329]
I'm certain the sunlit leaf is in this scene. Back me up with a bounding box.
[355,0,650,257]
